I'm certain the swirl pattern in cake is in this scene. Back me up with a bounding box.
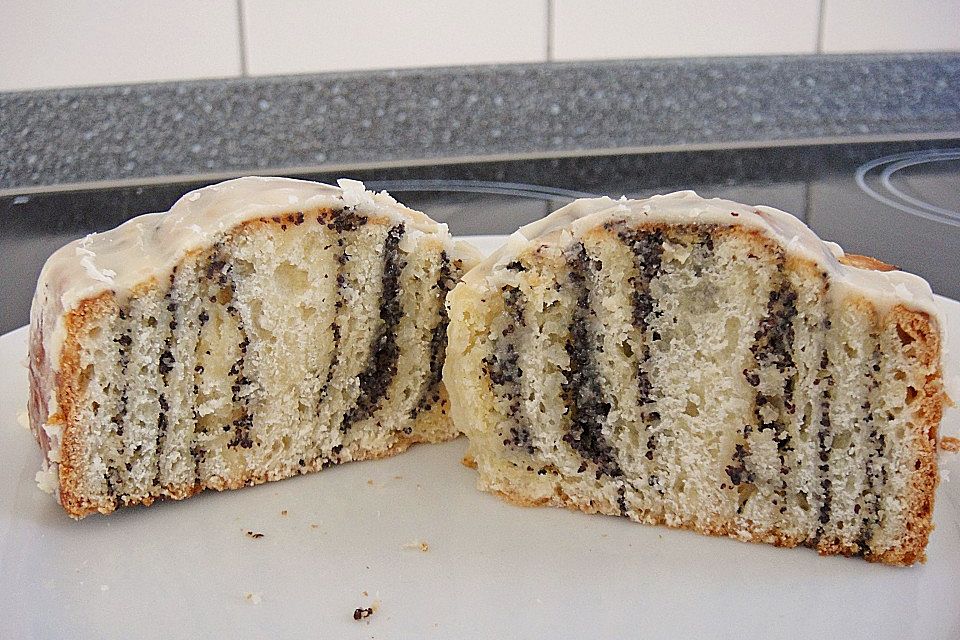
[28,177,479,518]
[445,191,945,565]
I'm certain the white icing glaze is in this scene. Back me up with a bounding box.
[468,190,945,334]
[31,177,477,378]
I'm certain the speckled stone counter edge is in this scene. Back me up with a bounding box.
[2,53,959,190]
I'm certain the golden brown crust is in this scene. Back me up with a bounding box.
[838,253,899,272]
[483,456,939,564]
[38,210,461,519]
[483,464,817,556]
[456,224,945,566]
[833,252,943,563]
[61,396,459,519]
[869,305,943,565]
[57,292,119,518]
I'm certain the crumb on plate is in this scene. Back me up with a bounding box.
[353,607,374,621]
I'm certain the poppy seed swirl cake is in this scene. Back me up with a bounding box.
[445,191,946,565]
[28,177,479,518]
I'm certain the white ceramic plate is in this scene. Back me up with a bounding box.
[2,236,959,639]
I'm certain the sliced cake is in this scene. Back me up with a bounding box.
[29,177,479,518]
[445,191,946,565]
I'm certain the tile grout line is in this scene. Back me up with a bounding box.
[816,0,826,54]
[546,0,554,62]
[236,0,249,76]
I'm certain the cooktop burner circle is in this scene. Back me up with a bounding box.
[365,179,598,201]
[856,149,960,227]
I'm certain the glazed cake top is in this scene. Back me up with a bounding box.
[471,190,946,348]
[31,177,478,367]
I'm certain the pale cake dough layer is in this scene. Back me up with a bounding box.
[28,178,480,518]
[446,192,946,565]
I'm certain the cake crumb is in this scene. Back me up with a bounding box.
[244,592,262,605]
[393,475,403,480]
[353,607,373,620]
[280,510,288,516]
[367,479,375,485]
[310,524,320,529]
[362,591,368,597]
[353,607,374,621]
[245,530,265,539]
[941,436,960,453]
[402,540,430,552]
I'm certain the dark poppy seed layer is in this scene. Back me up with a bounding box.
[815,346,835,538]
[318,233,350,406]
[617,227,666,463]
[857,343,886,553]
[317,209,370,413]
[483,285,534,454]
[153,289,176,488]
[562,243,621,478]
[754,272,799,489]
[411,251,456,422]
[216,255,254,451]
[731,263,798,514]
[341,223,407,432]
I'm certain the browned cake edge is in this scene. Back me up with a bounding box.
[455,246,945,566]
[30,211,460,519]
[838,255,944,564]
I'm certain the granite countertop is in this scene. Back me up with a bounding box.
[2,53,959,191]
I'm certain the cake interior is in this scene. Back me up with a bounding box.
[452,221,940,564]
[58,208,464,516]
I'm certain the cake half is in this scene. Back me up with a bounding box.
[445,191,946,565]
[29,177,479,518]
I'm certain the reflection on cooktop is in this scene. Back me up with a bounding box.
[366,179,597,201]
[2,139,958,334]
[856,149,960,227]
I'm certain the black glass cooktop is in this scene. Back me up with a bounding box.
[2,139,958,335]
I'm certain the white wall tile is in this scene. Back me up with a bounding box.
[0,0,241,91]
[552,0,820,60]
[242,0,547,75]
[821,0,960,53]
